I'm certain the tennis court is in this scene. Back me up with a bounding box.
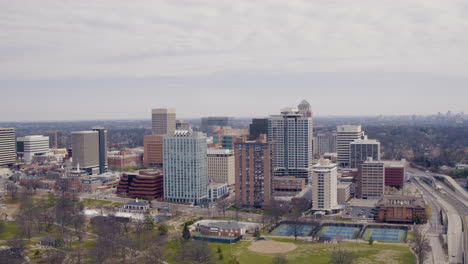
[317,226,360,240]
[270,224,315,236]
[362,228,406,242]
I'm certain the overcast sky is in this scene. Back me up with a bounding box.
[1,0,467,121]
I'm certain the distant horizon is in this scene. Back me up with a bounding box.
[0,111,465,123]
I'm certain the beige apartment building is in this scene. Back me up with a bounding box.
[207,148,235,185]
[143,135,164,168]
[312,159,338,212]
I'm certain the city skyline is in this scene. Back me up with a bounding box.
[1,1,468,121]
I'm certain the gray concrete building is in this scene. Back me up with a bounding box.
[72,129,107,175]
[350,138,380,168]
[163,130,208,205]
[0,128,16,167]
[152,108,176,135]
[314,132,337,155]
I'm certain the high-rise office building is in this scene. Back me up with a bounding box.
[152,108,176,135]
[312,159,338,212]
[92,127,108,174]
[16,135,49,163]
[72,129,107,175]
[268,107,313,179]
[207,148,235,185]
[201,117,233,135]
[336,125,365,168]
[349,138,380,168]
[0,128,16,167]
[143,135,164,168]
[314,132,337,154]
[163,130,208,205]
[234,136,271,208]
[249,118,268,138]
[356,159,385,199]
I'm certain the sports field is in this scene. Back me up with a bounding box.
[316,226,360,240]
[270,224,315,236]
[362,228,407,242]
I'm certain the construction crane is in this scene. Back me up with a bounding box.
[34,130,61,149]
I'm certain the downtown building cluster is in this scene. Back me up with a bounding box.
[0,100,409,215]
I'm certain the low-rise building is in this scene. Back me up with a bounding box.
[81,177,102,193]
[337,182,351,204]
[374,195,427,224]
[108,149,143,169]
[208,183,228,202]
[195,221,244,238]
[272,177,305,194]
[121,199,150,213]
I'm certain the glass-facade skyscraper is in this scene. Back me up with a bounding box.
[163,130,208,205]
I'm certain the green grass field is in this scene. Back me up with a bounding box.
[81,198,124,207]
[0,221,18,240]
[163,237,415,264]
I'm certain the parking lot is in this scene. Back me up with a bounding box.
[343,206,375,219]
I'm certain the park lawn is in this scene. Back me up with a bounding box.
[81,198,123,207]
[207,239,415,264]
[0,221,18,240]
[161,236,415,264]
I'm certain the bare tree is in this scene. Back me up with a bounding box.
[179,240,215,264]
[288,208,302,240]
[272,255,288,264]
[6,183,18,200]
[413,227,431,264]
[329,247,355,264]
[263,200,290,229]
[215,197,232,218]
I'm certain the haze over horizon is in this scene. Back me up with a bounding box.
[1,0,468,121]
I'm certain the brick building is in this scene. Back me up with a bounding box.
[117,170,163,200]
[108,149,143,169]
[374,195,426,224]
[143,135,164,168]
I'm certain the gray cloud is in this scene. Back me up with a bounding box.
[0,0,467,120]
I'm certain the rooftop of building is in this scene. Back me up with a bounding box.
[71,130,98,134]
[382,160,407,167]
[198,221,242,230]
[152,108,176,114]
[336,125,362,132]
[17,135,49,140]
[207,148,232,155]
[377,195,425,208]
[125,199,149,207]
[351,138,380,144]
[208,183,228,188]
[312,159,337,168]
